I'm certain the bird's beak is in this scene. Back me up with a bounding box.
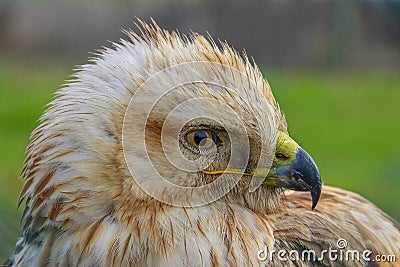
[263,131,322,209]
[200,130,322,209]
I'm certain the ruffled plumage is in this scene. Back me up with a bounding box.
[7,19,400,266]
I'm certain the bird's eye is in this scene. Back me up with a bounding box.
[186,130,218,150]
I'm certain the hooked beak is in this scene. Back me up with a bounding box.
[264,131,322,209]
[200,130,322,209]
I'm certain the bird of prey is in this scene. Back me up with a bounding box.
[6,20,400,266]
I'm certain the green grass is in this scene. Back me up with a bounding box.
[0,60,69,261]
[0,61,399,262]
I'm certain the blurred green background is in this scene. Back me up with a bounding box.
[1,0,399,262]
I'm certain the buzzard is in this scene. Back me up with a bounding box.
[7,20,400,266]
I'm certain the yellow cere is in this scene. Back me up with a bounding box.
[274,130,299,165]
[200,130,299,178]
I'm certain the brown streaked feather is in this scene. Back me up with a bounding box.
[270,186,400,266]
[6,19,399,267]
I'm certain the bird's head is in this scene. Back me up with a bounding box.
[19,20,321,230]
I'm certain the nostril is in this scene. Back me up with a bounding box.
[276,153,289,161]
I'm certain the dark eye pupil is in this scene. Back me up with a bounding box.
[194,130,208,145]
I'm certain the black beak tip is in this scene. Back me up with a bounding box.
[311,182,322,210]
[295,148,322,210]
